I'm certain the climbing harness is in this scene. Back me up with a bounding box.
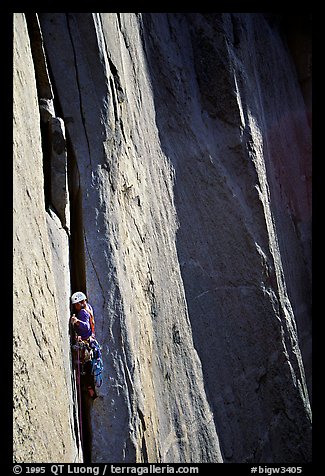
[72,340,93,375]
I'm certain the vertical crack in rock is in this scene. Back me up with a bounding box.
[25,12,92,462]
[65,14,92,168]
[246,112,311,420]
[24,13,54,100]
[65,136,92,462]
[14,13,82,462]
[25,13,53,211]
[137,408,149,463]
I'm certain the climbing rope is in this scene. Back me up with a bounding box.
[76,346,83,449]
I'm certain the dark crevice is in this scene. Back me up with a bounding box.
[109,77,119,123]
[120,120,127,143]
[137,408,148,463]
[66,136,93,464]
[27,13,93,463]
[46,30,93,464]
[116,13,122,32]
[25,13,53,100]
[40,120,52,210]
[78,364,94,464]
[70,366,82,458]
[108,56,125,104]
[97,13,125,106]
[26,13,68,228]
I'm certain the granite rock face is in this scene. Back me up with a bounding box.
[13,12,311,464]
[13,13,81,463]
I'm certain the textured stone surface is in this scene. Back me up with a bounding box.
[39,12,223,463]
[49,117,70,231]
[13,13,81,463]
[14,12,311,464]
[139,13,312,462]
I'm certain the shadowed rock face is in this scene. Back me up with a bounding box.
[13,12,311,464]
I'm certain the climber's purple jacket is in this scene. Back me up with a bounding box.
[75,304,94,340]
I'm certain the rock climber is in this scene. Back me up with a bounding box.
[70,291,103,398]
[70,291,95,342]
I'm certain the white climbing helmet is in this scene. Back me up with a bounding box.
[71,291,87,304]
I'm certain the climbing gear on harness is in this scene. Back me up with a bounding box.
[71,291,87,304]
[72,337,103,388]
[90,339,103,388]
[72,339,93,375]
